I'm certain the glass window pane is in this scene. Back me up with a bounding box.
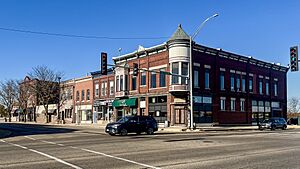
[172,62,179,84]
[205,69,210,89]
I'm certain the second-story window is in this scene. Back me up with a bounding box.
[141,72,146,86]
[259,78,263,95]
[274,81,278,96]
[220,71,225,90]
[230,73,235,91]
[132,76,137,90]
[236,75,240,91]
[194,67,199,88]
[242,75,246,92]
[151,71,156,88]
[86,89,90,101]
[172,62,179,84]
[266,80,269,95]
[181,62,188,84]
[116,76,119,92]
[159,68,166,87]
[101,82,106,96]
[249,76,253,93]
[76,91,79,101]
[95,83,99,97]
[109,81,114,95]
[120,75,123,91]
[81,90,85,102]
[205,69,210,89]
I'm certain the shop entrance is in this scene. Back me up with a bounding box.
[175,109,186,124]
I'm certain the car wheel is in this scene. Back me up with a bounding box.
[259,126,263,131]
[271,125,276,130]
[147,128,154,135]
[120,129,128,136]
[109,133,115,136]
[282,125,287,130]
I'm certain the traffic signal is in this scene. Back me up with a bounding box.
[290,46,298,72]
[133,63,139,76]
[101,52,107,75]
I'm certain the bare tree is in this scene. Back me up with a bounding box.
[288,97,300,118]
[0,104,7,120]
[28,66,63,123]
[0,80,18,122]
[288,97,300,113]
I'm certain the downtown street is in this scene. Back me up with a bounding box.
[1,123,300,169]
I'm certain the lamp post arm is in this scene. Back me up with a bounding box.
[192,14,219,40]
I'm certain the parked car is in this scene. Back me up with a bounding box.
[258,117,287,130]
[105,116,158,136]
[287,117,298,125]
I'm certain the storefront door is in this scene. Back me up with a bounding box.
[175,109,185,124]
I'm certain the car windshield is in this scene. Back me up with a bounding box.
[262,119,269,123]
[117,116,131,123]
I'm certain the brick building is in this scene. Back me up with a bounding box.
[74,76,94,124]
[111,25,288,126]
[91,68,115,124]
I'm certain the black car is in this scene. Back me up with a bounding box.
[105,116,158,136]
[258,117,287,130]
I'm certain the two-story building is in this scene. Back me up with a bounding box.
[74,76,94,124]
[111,24,288,126]
[91,68,115,124]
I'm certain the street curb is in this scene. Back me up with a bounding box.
[0,129,12,139]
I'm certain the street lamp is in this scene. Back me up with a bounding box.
[189,14,219,129]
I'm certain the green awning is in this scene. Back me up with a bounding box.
[112,98,137,107]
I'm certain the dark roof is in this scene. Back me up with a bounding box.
[90,68,114,76]
[168,24,190,41]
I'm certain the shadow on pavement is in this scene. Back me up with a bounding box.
[0,123,77,139]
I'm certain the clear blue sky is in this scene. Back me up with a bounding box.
[0,0,299,98]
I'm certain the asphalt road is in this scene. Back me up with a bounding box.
[1,123,300,169]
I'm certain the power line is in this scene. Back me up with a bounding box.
[0,26,169,40]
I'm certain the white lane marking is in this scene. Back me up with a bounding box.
[23,136,160,169]
[81,148,161,169]
[24,136,36,140]
[41,140,57,145]
[1,140,82,169]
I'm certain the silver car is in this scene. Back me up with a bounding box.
[258,117,287,130]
